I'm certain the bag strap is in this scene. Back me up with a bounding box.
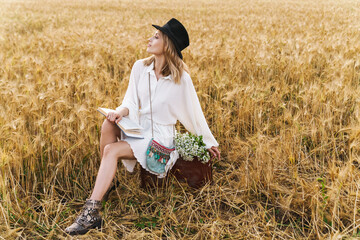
[148,72,154,138]
[148,72,175,139]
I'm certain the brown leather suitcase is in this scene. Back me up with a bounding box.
[140,156,213,189]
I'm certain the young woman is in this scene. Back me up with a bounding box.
[65,18,220,235]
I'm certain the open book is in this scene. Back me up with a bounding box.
[97,107,144,139]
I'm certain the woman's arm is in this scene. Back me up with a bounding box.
[116,107,129,118]
[106,107,129,123]
[115,60,142,124]
[176,73,220,159]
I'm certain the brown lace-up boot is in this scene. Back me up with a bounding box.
[65,199,102,235]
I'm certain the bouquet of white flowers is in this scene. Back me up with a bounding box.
[174,132,210,163]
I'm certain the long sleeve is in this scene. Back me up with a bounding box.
[116,60,142,124]
[177,73,219,149]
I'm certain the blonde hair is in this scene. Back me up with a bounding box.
[144,31,189,84]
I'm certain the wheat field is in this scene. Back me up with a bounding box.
[1,0,360,239]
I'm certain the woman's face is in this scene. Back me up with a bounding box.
[147,30,164,56]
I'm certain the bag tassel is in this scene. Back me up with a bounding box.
[146,144,171,164]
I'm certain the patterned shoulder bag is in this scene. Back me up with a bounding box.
[146,72,175,174]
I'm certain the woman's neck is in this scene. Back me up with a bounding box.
[153,55,165,80]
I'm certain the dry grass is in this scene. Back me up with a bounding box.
[1,0,360,239]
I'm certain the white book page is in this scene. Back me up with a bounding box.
[98,107,143,130]
[118,117,143,131]
[121,130,144,139]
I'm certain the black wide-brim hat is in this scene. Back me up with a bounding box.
[152,18,189,59]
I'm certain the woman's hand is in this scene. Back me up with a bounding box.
[208,146,220,160]
[106,111,123,124]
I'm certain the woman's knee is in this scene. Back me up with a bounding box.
[102,143,117,159]
[101,119,118,135]
[102,142,134,160]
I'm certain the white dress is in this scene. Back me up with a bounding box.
[116,59,219,178]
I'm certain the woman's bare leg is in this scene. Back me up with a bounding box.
[100,119,121,158]
[90,141,136,201]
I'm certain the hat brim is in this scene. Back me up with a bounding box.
[152,24,183,59]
